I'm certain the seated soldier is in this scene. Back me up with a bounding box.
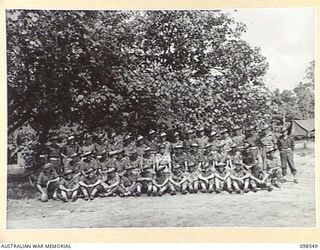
[58,169,80,202]
[79,167,102,200]
[101,165,121,197]
[118,162,139,197]
[152,165,170,196]
[214,162,232,193]
[198,162,215,193]
[171,144,187,172]
[36,163,60,202]
[168,164,188,195]
[185,143,201,193]
[155,144,172,172]
[230,162,250,194]
[265,147,282,188]
[199,143,213,169]
[115,149,127,176]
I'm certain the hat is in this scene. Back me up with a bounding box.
[261,124,270,131]
[123,135,131,141]
[245,125,255,131]
[173,131,180,137]
[108,150,118,156]
[160,132,167,137]
[191,143,199,148]
[230,143,237,148]
[204,143,212,149]
[82,151,92,157]
[159,144,166,149]
[67,136,75,141]
[144,147,152,152]
[86,167,95,174]
[234,125,241,130]
[197,126,204,132]
[98,134,104,139]
[43,163,52,170]
[97,155,103,159]
[137,135,144,141]
[156,165,165,171]
[215,162,226,168]
[173,164,183,170]
[280,127,288,133]
[246,146,258,151]
[202,162,210,168]
[188,161,196,167]
[220,128,228,134]
[51,136,58,140]
[173,144,183,149]
[186,129,194,134]
[71,153,78,158]
[148,129,156,135]
[267,147,277,153]
[209,131,217,137]
[64,169,73,175]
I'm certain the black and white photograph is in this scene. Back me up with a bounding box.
[6,8,316,229]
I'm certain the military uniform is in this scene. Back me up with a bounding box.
[265,148,282,187]
[152,170,169,196]
[36,163,60,202]
[79,168,102,200]
[185,147,200,193]
[137,157,155,196]
[155,151,172,172]
[101,168,121,197]
[58,170,80,202]
[46,141,63,174]
[230,163,250,193]
[169,165,188,195]
[214,162,232,193]
[198,163,215,193]
[118,165,139,197]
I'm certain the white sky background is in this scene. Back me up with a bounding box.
[223,8,315,91]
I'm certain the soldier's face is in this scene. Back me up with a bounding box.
[160,148,165,154]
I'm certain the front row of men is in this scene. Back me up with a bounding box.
[36,141,283,202]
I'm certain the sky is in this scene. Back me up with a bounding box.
[224,8,315,91]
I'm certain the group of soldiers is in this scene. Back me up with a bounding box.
[36,124,297,202]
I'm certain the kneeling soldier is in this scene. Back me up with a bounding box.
[152,166,169,196]
[198,162,215,193]
[58,169,80,202]
[79,167,102,200]
[214,162,232,193]
[230,162,250,194]
[169,164,188,195]
[36,163,60,202]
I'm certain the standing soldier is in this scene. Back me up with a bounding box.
[172,131,183,149]
[135,135,148,157]
[214,162,232,193]
[81,134,95,153]
[220,129,233,152]
[232,125,245,147]
[208,131,220,151]
[61,135,80,168]
[145,129,159,152]
[123,134,136,156]
[45,136,63,174]
[258,124,277,169]
[158,132,172,154]
[244,125,259,147]
[183,129,196,152]
[196,126,209,154]
[277,127,297,183]
[94,134,108,159]
[155,144,172,172]
[36,163,60,202]
[108,132,123,151]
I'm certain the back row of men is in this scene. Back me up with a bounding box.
[36,125,297,202]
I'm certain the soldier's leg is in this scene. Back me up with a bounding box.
[280,152,288,178]
[193,181,199,193]
[129,183,138,196]
[169,183,176,195]
[287,151,298,183]
[208,179,214,193]
[90,185,101,200]
[71,190,78,202]
[152,185,158,196]
[159,184,168,196]
[250,180,258,192]
[80,186,90,200]
[215,178,222,193]
[226,178,232,193]
[60,190,68,202]
[243,179,250,193]
[136,183,142,196]
[147,183,153,196]
[181,182,188,194]
[200,181,207,193]
[232,180,240,191]
[188,182,194,193]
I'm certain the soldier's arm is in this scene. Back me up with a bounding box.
[79,180,88,187]
[214,173,223,181]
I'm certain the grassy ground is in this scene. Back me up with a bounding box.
[6,141,316,229]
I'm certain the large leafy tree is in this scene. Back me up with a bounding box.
[7,10,270,141]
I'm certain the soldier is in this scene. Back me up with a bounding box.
[168,164,188,195]
[63,153,80,173]
[145,129,159,152]
[277,127,297,183]
[158,132,172,154]
[118,159,139,197]
[230,162,250,194]
[58,169,80,202]
[172,131,183,149]
[214,162,232,193]
[265,147,282,188]
[171,144,187,172]
[198,144,213,170]
[142,147,156,172]
[248,161,273,192]
[232,125,245,147]
[81,134,95,153]
[152,165,170,196]
[108,132,123,151]
[155,144,172,172]
[94,134,108,159]
[79,167,102,200]
[77,151,99,176]
[100,162,121,197]
[244,125,259,147]
[123,134,136,156]
[220,129,233,152]
[208,131,220,150]
[258,124,277,169]
[61,135,80,168]
[196,126,209,154]
[45,136,63,174]
[135,135,148,157]
[198,162,215,193]
[183,129,196,152]
[137,153,155,196]
[36,163,60,202]
[185,143,201,193]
